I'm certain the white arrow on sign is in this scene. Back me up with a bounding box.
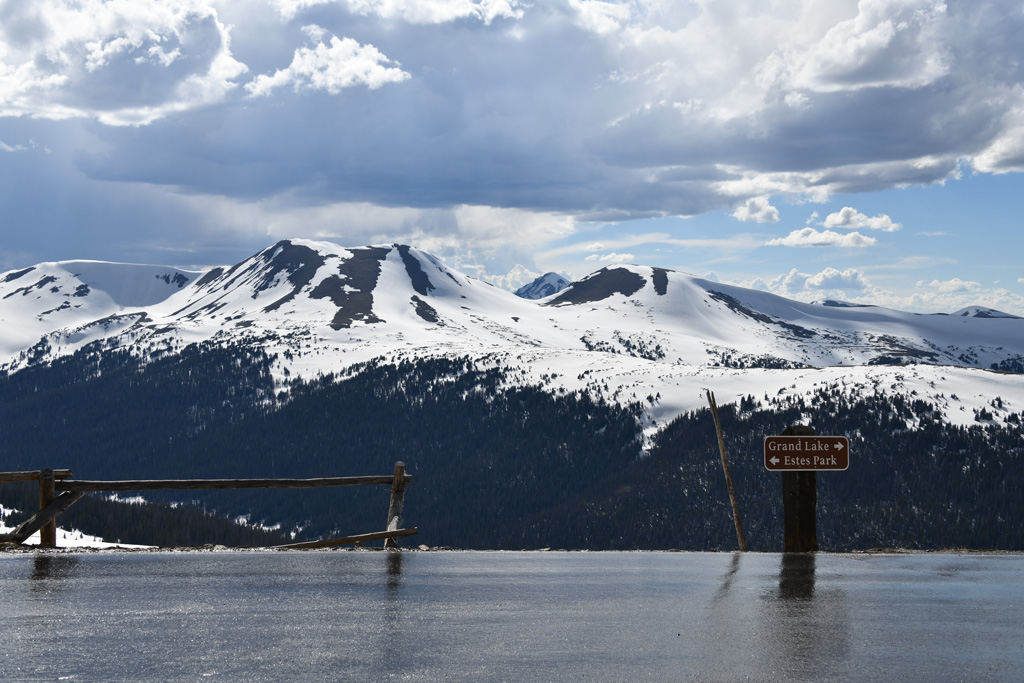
[769,456,780,465]
[835,442,844,450]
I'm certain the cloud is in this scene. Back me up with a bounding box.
[245,30,409,97]
[769,267,871,294]
[585,252,635,263]
[748,269,1024,316]
[274,0,525,24]
[469,263,541,290]
[731,197,779,223]
[569,0,632,34]
[916,278,982,293]
[8,0,1024,283]
[767,228,877,248]
[0,0,246,126]
[973,107,1024,174]
[782,0,950,93]
[822,206,900,231]
[541,232,764,260]
[859,255,956,272]
[805,267,871,290]
[19,1,1024,216]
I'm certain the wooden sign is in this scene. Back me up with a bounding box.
[764,435,849,471]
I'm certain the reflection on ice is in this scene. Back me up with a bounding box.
[0,551,1020,682]
[778,552,815,601]
[760,552,850,680]
[29,554,80,596]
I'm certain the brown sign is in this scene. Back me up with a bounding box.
[764,435,849,471]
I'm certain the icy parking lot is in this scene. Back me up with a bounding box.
[1,550,1021,681]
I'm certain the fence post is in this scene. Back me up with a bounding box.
[383,462,407,549]
[38,469,57,548]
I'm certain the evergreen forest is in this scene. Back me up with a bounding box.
[2,342,1021,550]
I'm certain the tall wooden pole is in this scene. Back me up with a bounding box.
[383,462,407,549]
[782,425,819,552]
[707,391,746,551]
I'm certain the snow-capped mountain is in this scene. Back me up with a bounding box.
[0,260,199,360]
[3,239,1023,435]
[515,272,571,299]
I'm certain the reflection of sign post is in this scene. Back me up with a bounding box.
[764,436,849,471]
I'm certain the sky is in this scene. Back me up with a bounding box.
[1,0,1023,315]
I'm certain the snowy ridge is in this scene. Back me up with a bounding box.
[2,240,1023,438]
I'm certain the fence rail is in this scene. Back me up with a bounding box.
[57,475,409,492]
[0,463,415,549]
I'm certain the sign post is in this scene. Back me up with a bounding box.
[765,426,850,552]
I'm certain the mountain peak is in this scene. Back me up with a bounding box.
[514,272,571,300]
[951,306,1021,319]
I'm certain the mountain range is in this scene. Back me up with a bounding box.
[2,239,1023,550]
[3,239,1023,432]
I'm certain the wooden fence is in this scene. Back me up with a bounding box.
[0,462,415,550]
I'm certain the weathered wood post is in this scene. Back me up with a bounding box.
[383,462,407,549]
[782,425,819,552]
[707,391,747,551]
[38,469,57,547]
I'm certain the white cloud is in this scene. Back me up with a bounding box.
[755,266,871,299]
[731,196,779,223]
[805,267,870,290]
[472,263,540,290]
[569,0,632,34]
[585,252,635,263]
[972,104,1024,173]
[767,228,877,248]
[822,206,900,231]
[916,278,982,293]
[1019,278,1024,285]
[783,0,950,93]
[274,0,525,24]
[245,32,409,97]
[0,0,246,126]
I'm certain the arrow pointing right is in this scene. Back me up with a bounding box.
[835,442,844,450]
